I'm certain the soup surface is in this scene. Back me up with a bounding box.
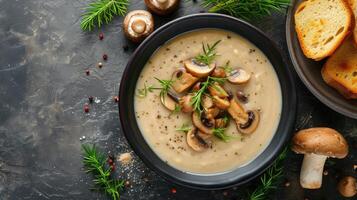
[134,29,282,174]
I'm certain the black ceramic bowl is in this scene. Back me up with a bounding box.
[286,0,357,119]
[119,13,296,189]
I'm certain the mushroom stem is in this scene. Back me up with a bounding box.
[300,154,327,189]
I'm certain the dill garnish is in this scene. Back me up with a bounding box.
[82,144,124,200]
[202,0,290,21]
[81,0,129,31]
[195,40,221,65]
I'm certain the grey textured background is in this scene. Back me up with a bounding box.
[0,0,356,199]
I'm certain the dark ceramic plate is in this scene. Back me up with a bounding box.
[119,13,296,189]
[286,0,357,119]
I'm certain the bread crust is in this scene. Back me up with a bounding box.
[295,0,354,61]
[321,37,357,99]
[322,65,357,99]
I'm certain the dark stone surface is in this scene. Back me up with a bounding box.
[0,0,355,200]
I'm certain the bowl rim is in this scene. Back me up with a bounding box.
[286,0,357,119]
[119,13,297,189]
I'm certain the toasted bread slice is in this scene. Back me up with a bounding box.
[295,0,353,61]
[348,0,357,45]
[322,37,357,99]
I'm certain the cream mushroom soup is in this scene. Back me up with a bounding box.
[134,29,282,174]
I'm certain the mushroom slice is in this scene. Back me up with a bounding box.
[227,98,248,124]
[160,93,178,111]
[208,82,229,98]
[211,67,226,78]
[292,128,349,189]
[144,0,179,16]
[184,59,216,78]
[186,128,209,152]
[212,96,230,110]
[202,95,214,109]
[123,10,154,43]
[179,94,194,113]
[237,110,260,135]
[205,107,220,120]
[171,70,199,93]
[192,112,214,135]
[338,176,356,197]
[227,68,251,84]
[215,118,229,128]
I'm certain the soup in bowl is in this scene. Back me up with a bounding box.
[135,29,282,173]
[119,14,296,189]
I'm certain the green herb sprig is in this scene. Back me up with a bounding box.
[155,78,174,99]
[202,0,290,21]
[190,76,226,112]
[247,147,288,200]
[81,0,129,31]
[176,123,191,132]
[222,60,233,74]
[195,40,221,65]
[82,144,124,200]
[212,127,232,142]
[136,78,173,98]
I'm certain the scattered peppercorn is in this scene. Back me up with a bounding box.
[98,62,103,68]
[123,45,129,51]
[110,164,115,171]
[199,10,205,13]
[85,70,90,76]
[88,96,94,103]
[114,96,119,103]
[102,54,108,61]
[323,170,328,176]
[84,104,90,113]
[171,188,177,194]
[99,32,104,40]
[125,180,130,187]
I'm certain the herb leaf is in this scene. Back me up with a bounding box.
[248,147,288,200]
[202,0,290,21]
[136,84,155,98]
[222,60,233,74]
[176,123,191,132]
[82,144,124,200]
[212,127,231,142]
[190,76,226,112]
[195,40,221,65]
[155,77,174,99]
[81,0,129,31]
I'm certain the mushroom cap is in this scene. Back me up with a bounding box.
[123,10,154,43]
[292,128,348,158]
[144,0,180,15]
[338,176,356,197]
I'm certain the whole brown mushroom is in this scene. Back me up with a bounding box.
[338,176,356,197]
[144,0,180,16]
[291,128,349,189]
[123,10,154,43]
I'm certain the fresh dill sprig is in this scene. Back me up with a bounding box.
[176,123,191,132]
[222,60,233,74]
[136,78,173,98]
[190,76,226,112]
[212,127,231,142]
[195,40,221,65]
[248,147,288,200]
[81,0,129,31]
[202,0,291,21]
[136,84,155,98]
[155,77,174,98]
[82,144,124,200]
